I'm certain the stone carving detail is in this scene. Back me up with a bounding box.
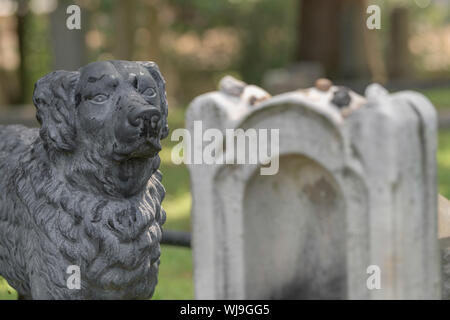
[187,77,441,299]
[0,60,168,299]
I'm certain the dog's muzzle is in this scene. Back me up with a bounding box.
[127,106,162,150]
[113,103,163,161]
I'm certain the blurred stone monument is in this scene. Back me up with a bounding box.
[187,77,441,299]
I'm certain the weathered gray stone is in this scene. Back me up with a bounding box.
[187,77,441,299]
[439,195,450,299]
[0,60,168,299]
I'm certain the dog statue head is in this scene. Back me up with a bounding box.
[33,60,169,197]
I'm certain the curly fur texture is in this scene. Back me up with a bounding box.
[0,61,168,299]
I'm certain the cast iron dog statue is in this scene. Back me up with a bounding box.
[0,60,168,299]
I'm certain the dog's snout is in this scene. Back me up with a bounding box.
[128,107,161,129]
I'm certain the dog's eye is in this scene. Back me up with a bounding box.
[142,88,156,98]
[90,94,108,104]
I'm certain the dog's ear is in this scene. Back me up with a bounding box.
[33,70,80,153]
[136,61,169,140]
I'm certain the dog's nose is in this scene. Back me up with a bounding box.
[128,107,161,129]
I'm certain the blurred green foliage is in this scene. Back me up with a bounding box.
[0,277,17,300]
[167,0,298,84]
[438,130,450,199]
[21,13,52,103]
[420,88,450,110]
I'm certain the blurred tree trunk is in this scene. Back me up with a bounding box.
[338,0,370,79]
[146,0,161,62]
[389,7,410,79]
[16,0,28,104]
[297,0,342,76]
[361,0,387,84]
[144,0,177,106]
[114,0,136,60]
[297,0,386,82]
[50,0,87,70]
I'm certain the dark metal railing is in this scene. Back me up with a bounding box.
[161,229,191,248]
